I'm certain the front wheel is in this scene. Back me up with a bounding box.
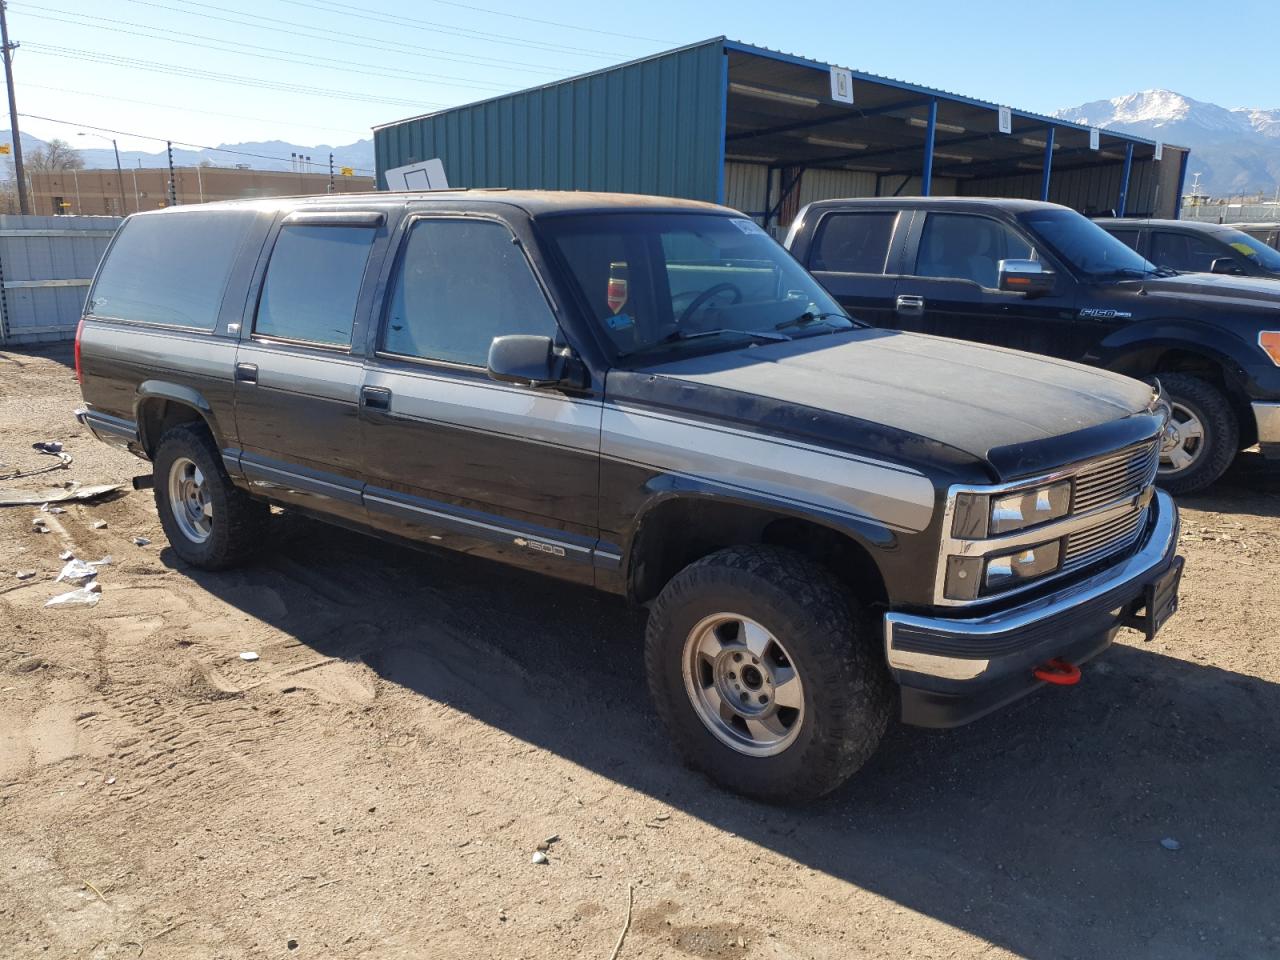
[644,545,891,803]
[1156,373,1238,495]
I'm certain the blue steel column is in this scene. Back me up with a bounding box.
[1116,142,1134,216]
[921,99,937,196]
[1040,127,1055,201]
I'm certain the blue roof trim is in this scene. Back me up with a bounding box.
[720,39,1176,150]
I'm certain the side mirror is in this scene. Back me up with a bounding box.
[1209,257,1243,276]
[997,259,1055,297]
[487,335,571,388]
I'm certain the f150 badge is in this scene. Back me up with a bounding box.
[513,537,566,558]
[1079,307,1133,320]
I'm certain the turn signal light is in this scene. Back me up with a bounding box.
[1260,331,1280,367]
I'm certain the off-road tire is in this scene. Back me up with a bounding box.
[153,423,268,570]
[1157,373,1238,495]
[645,545,892,803]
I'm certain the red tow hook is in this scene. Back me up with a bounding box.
[1033,657,1081,686]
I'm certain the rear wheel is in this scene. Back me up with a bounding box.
[645,545,891,803]
[1156,373,1238,495]
[153,423,268,569]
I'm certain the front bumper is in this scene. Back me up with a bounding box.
[885,489,1181,728]
[1254,402,1280,459]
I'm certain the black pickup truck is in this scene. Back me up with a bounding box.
[76,191,1182,802]
[785,197,1280,493]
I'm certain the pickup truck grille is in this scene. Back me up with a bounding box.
[1071,440,1160,513]
[1061,506,1147,574]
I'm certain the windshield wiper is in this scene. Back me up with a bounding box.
[775,310,861,332]
[662,327,793,344]
[1091,267,1154,280]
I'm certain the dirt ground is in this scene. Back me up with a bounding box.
[1,345,1278,960]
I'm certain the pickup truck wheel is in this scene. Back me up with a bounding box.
[153,423,268,570]
[645,545,891,803]
[1156,373,1238,495]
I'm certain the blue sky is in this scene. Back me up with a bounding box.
[7,0,1275,155]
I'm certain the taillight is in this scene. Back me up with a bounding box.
[74,317,85,384]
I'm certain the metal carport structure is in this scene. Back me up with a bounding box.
[374,38,1189,232]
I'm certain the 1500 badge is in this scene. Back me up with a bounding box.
[1079,307,1133,320]
[513,537,566,557]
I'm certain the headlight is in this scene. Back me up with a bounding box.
[984,541,1062,590]
[953,480,1071,538]
[1260,331,1280,367]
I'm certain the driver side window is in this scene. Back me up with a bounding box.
[914,214,1035,288]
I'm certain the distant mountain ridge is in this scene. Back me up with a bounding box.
[1053,90,1280,196]
[1,131,376,176]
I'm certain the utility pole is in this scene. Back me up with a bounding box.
[328,152,334,194]
[166,140,177,206]
[0,1,29,214]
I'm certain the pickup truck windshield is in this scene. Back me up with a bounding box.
[1219,228,1280,270]
[542,213,852,363]
[1020,209,1159,279]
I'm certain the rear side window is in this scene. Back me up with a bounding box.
[1108,229,1140,251]
[1148,231,1222,273]
[810,212,896,274]
[88,211,253,330]
[381,218,556,367]
[255,225,375,346]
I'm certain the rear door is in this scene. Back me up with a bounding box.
[895,211,1083,358]
[357,210,603,585]
[1148,229,1246,275]
[231,210,388,524]
[800,208,905,329]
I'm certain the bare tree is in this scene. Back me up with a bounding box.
[27,139,85,171]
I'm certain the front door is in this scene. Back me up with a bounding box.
[232,212,385,525]
[358,213,603,585]
[895,211,1082,358]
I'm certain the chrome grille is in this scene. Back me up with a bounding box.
[1061,507,1146,574]
[1071,440,1160,514]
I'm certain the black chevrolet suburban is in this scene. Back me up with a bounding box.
[76,192,1182,802]
[785,198,1280,493]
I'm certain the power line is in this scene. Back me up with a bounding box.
[260,0,624,58]
[24,43,440,108]
[112,0,569,74]
[14,6,518,92]
[19,111,376,173]
[22,83,369,140]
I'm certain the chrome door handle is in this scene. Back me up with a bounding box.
[361,386,392,411]
[895,294,925,315]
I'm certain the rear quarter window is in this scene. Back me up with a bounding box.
[88,210,255,330]
[810,212,896,274]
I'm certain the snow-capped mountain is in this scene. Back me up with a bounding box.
[1054,90,1280,196]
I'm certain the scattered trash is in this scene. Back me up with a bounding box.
[0,445,73,482]
[31,517,50,533]
[59,549,74,561]
[608,882,634,960]
[536,834,560,852]
[239,652,260,662]
[132,536,151,547]
[15,570,36,580]
[56,558,99,585]
[105,776,116,786]
[32,441,64,454]
[90,556,112,567]
[287,939,298,951]
[45,584,102,608]
[91,520,108,530]
[1161,837,1182,851]
[1,483,119,507]
[39,503,66,514]
[531,851,549,865]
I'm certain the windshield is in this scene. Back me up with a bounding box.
[1219,228,1280,271]
[1019,209,1158,279]
[541,213,854,364]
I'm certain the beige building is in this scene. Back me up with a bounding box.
[29,166,376,216]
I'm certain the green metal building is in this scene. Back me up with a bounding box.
[374,38,1189,232]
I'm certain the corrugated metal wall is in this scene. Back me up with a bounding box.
[0,215,120,346]
[959,150,1185,218]
[875,175,958,198]
[375,41,725,201]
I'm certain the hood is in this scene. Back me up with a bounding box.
[637,328,1156,462]
[1130,271,1280,308]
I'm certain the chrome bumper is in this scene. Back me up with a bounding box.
[884,489,1179,684]
[1254,401,1280,455]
